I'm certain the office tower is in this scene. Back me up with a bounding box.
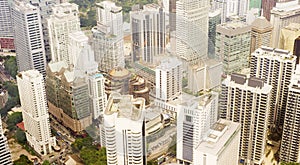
[48,2,80,65]
[176,0,209,63]
[103,93,146,165]
[17,70,56,155]
[279,23,300,52]
[193,119,241,165]
[270,0,300,48]
[177,92,218,164]
[250,46,296,126]
[250,0,261,10]
[224,0,249,18]
[28,0,60,62]
[155,57,182,102]
[169,0,176,54]
[11,1,47,76]
[130,4,166,63]
[250,17,273,53]
[92,1,125,72]
[88,73,107,120]
[262,0,276,21]
[220,73,272,164]
[208,9,221,58]
[293,36,300,64]
[0,0,14,54]
[216,21,251,74]
[280,65,300,162]
[0,117,13,165]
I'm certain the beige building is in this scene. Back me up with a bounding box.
[279,23,300,52]
[250,17,273,53]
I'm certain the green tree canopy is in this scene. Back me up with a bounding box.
[15,128,26,144]
[7,112,22,130]
[13,154,32,165]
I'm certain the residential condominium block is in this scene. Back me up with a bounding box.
[250,46,296,127]
[130,4,166,63]
[193,119,241,165]
[216,21,251,74]
[220,73,272,164]
[250,16,273,53]
[270,0,300,48]
[177,92,218,164]
[102,93,146,165]
[17,70,56,155]
[11,0,47,76]
[92,1,125,72]
[0,117,13,165]
[280,64,300,162]
[48,2,80,65]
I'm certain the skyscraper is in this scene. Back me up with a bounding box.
[130,4,166,63]
[262,0,276,21]
[177,92,218,164]
[155,57,182,102]
[103,93,146,165]
[280,64,300,162]
[48,2,80,65]
[11,0,47,76]
[176,0,209,63]
[92,1,125,72]
[0,117,13,165]
[220,73,272,164]
[193,119,241,165]
[250,46,296,126]
[208,9,221,58]
[17,70,56,155]
[279,23,300,52]
[0,0,14,54]
[216,21,251,74]
[293,36,300,64]
[250,17,273,53]
[270,0,300,48]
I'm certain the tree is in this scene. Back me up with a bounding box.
[71,136,94,152]
[42,160,51,165]
[7,112,22,131]
[281,163,300,165]
[4,56,17,78]
[13,154,32,165]
[80,147,107,165]
[15,128,26,144]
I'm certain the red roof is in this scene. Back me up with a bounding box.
[16,122,25,131]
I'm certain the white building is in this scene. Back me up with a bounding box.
[176,0,209,63]
[103,93,146,165]
[17,70,56,155]
[177,92,218,164]
[48,2,80,65]
[220,73,272,164]
[155,57,182,102]
[11,0,47,76]
[193,119,241,165]
[250,46,296,126]
[0,0,13,38]
[280,65,300,162]
[0,117,12,165]
[88,73,107,120]
[92,1,125,72]
[130,4,166,63]
[270,0,300,48]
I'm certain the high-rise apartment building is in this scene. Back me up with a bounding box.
[176,0,209,63]
[17,70,56,155]
[280,64,300,162]
[88,73,107,120]
[0,117,13,165]
[270,0,300,48]
[130,4,166,63]
[250,17,273,53]
[11,0,47,76]
[220,73,272,164]
[92,1,125,72]
[155,57,182,102]
[48,2,80,65]
[279,23,300,52]
[216,21,251,74]
[103,93,146,165]
[250,46,296,126]
[193,119,241,165]
[177,92,218,164]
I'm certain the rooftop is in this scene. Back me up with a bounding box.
[217,21,251,36]
[253,46,296,62]
[156,57,182,71]
[195,119,240,156]
[251,16,273,30]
